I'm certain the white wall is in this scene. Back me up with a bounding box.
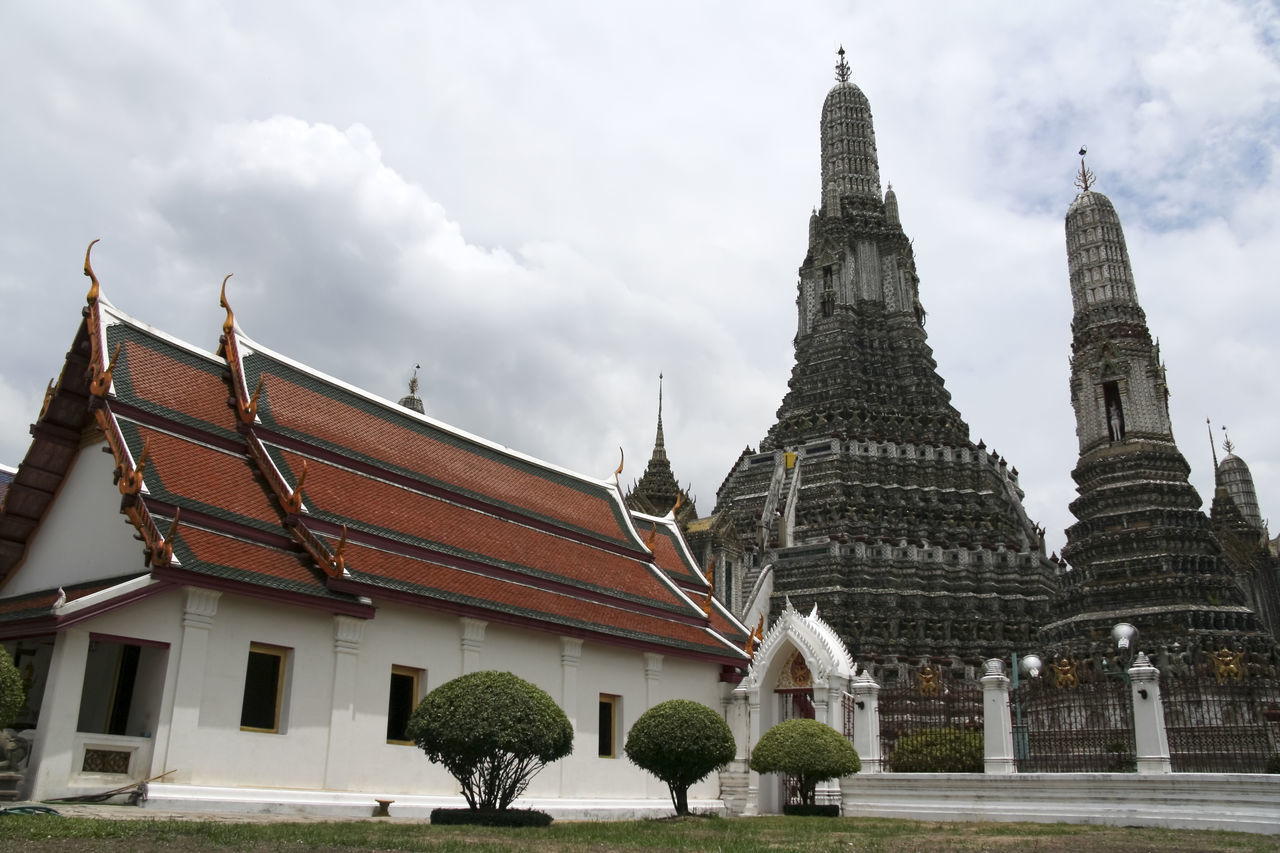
[32,587,735,805]
[7,445,146,597]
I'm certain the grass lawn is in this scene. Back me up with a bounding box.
[0,814,1277,852]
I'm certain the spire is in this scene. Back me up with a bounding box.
[820,44,881,214]
[835,45,851,83]
[1065,151,1140,320]
[398,364,424,414]
[1074,145,1096,193]
[1208,418,1219,469]
[652,372,666,461]
[624,372,695,522]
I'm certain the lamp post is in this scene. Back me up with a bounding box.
[1010,653,1042,763]
[1106,623,1138,684]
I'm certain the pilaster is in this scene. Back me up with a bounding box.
[643,652,663,709]
[159,587,220,783]
[323,615,365,789]
[459,617,486,674]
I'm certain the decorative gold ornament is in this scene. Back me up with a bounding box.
[1051,657,1078,689]
[1210,648,1244,684]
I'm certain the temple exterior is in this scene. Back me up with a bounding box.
[1040,161,1277,656]
[707,50,1059,671]
[0,250,750,811]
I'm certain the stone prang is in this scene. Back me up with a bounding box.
[1041,164,1276,655]
[711,49,1058,668]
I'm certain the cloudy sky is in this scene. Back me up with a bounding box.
[2,1,1277,556]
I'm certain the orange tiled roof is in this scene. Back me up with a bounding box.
[244,353,641,550]
[0,275,748,665]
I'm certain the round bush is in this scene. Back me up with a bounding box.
[406,670,572,810]
[624,699,736,815]
[0,648,23,729]
[748,718,860,806]
[886,727,982,773]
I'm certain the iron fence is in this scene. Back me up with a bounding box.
[1162,665,1280,773]
[1013,659,1135,772]
[878,666,982,771]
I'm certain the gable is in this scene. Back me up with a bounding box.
[4,441,147,597]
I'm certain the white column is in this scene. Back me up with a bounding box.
[24,628,90,800]
[1128,652,1172,774]
[815,682,844,803]
[159,587,220,783]
[981,658,1016,775]
[323,615,365,790]
[459,617,486,674]
[643,653,663,709]
[849,673,881,773]
[744,690,761,815]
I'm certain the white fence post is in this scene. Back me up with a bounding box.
[850,673,881,773]
[981,658,1016,774]
[1128,652,1172,774]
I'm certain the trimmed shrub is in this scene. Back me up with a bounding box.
[0,648,23,730]
[886,727,982,773]
[783,803,840,817]
[624,699,736,815]
[748,718,860,806]
[1265,753,1280,774]
[407,671,572,811]
[430,807,552,827]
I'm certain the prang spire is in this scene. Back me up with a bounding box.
[653,372,667,462]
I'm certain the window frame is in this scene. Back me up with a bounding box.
[239,642,289,734]
[598,693,620,758]
[386,665,424,746]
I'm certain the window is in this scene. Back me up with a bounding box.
[1103,381,1125,441]
[386,666,423,744]
[598,694,619,758]
[240,643,288,733]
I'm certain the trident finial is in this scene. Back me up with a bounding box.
[1074,145,1096,192]
[835,45,851,83]
[1222,426,1235,457]
[408,364,420,397]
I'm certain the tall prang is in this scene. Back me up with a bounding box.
[1041,156,1275,655]
[709,49,1059,670]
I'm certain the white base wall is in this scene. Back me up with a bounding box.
[840,773,1280,835]
[141,782,726,821]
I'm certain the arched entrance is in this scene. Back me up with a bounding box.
[735,599,856,814]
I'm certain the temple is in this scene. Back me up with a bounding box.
[0,249,750,811]
[707,48,1059,671]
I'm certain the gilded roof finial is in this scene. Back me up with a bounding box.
[614,446,624,479]
[219,275,236,337]
[835,45,851,83]
[1074,145,1096,192]
[84,239,101,304]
